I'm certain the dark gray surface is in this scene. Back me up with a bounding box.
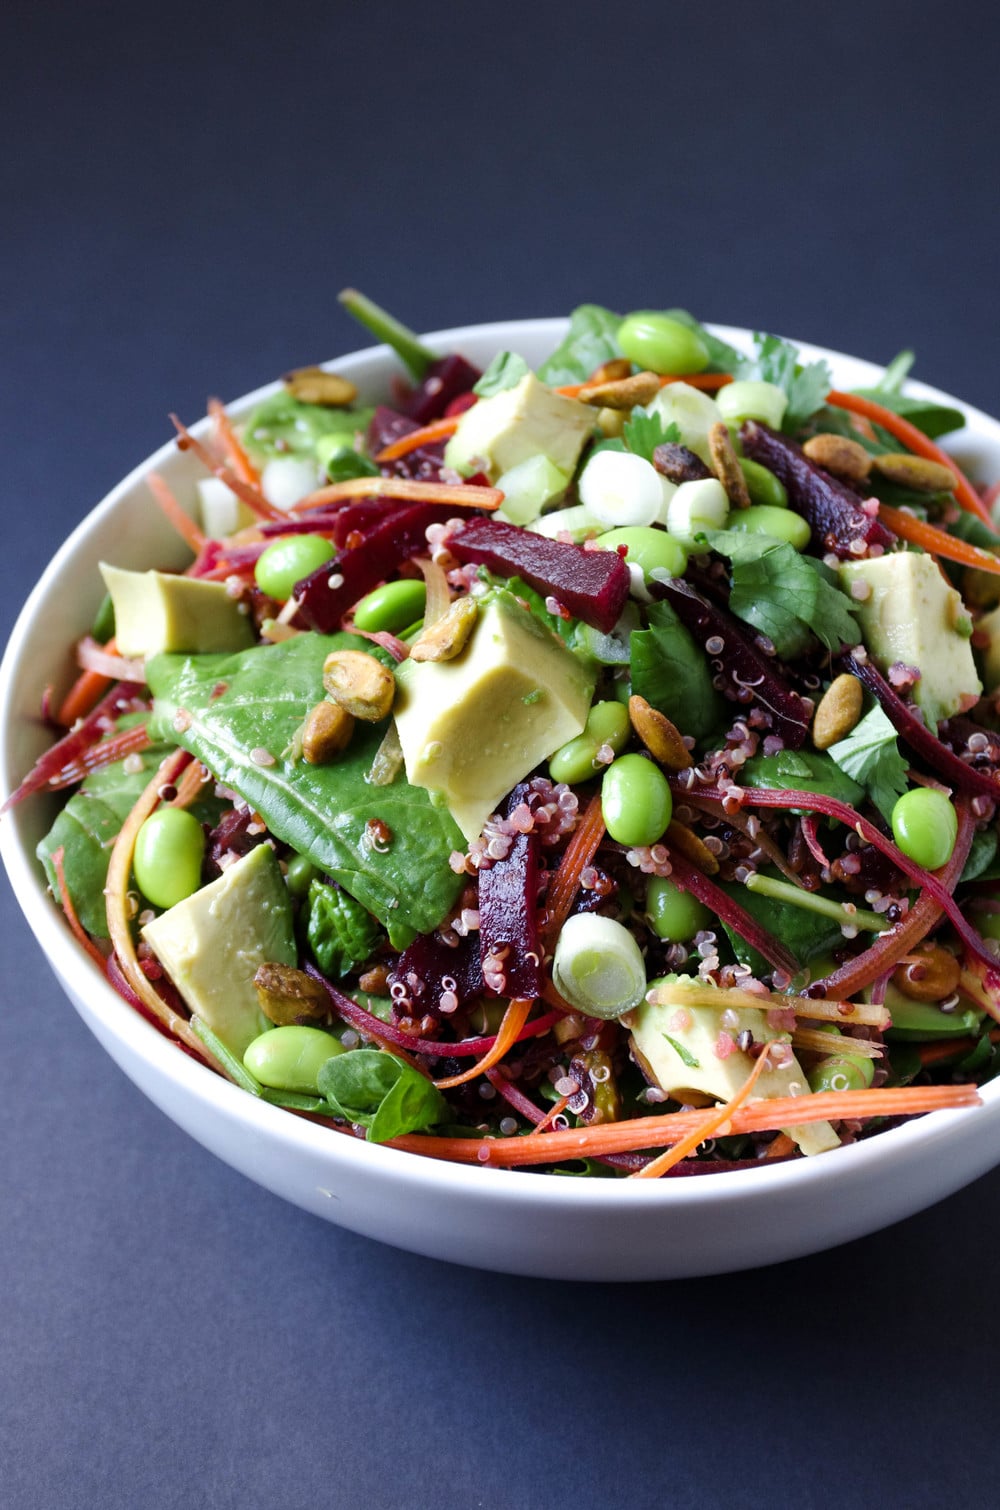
[3,2,1000,1506]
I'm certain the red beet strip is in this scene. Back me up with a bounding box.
[3,681,144,811]
[665,849,799,977]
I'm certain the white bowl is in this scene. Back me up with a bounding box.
[4,319,1000,1281]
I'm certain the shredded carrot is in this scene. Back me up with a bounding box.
[374,415,462,462]
[877,503,1000,577]
[631,1046,773,1178]
[170,415,285,522]
[791,1027,881,1060]
[764,1132,797,1160]
[647,978,891,1030]
[555,372,734,399]
[208,397,261,487]
[827,389,992,526]
[50,846,106,968]
[389,1082,980,1167]
[433,998,534,1089]
[292,475,503,514]
[169,758,211,809]
[533,1094,571,1135]
[146,471,206,554]
[56,664,114,727]
[541,794,606,951]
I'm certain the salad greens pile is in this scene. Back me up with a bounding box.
[12,291,1000,1173]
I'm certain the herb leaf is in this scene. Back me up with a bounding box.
[661,1032,701,1069]
[826,705,910,823]
[630,600,725,741]
[705,532,860,660]
[146,633,464,948]
[538,304,622,386]
[738,332,832,433]
[473,351,530,398]
[318,1049,447,1141]
[622,411,680,463]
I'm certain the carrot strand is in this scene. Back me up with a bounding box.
[541,794,606,950]
[631,1047,773,1178]
[374,415,461,462]
[877,503,1000,576]
[146,471,206,554]
[208,397,261,486]
[50,846,106,968]
[291,475,502,514]
[170,415,285,522]
[433,998,534,1089]
[56,665,114,728]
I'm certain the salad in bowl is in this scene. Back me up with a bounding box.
[6,291,1000,1195]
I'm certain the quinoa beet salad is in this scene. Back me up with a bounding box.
[13,291,1000,1177]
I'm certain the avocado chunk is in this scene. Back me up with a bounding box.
[975,602,1000,694]
[838,553,980,730]
[443,373,595,482]
[100,562,255,658]
[393,591,596,841]
[141,842,296,1057]
[630,977,840,1156]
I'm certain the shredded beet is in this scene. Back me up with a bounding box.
[652,578,811,747]
[387,932,484,1018]
[447,517,630,633]
[403,354,481,425]
[3,681,145,811]
[740,421,895,557]
[204,808,269,880]
[367,406,447,481]
[477,783,543,1000]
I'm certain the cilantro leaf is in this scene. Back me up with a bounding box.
[622,411,679,463]
[661,1032,701,1069]
[826,705,909,823]
[705,531,860,660]
[473,351,530,398]
[538,304,622,386]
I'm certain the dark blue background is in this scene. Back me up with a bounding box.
[3,3,999,1505]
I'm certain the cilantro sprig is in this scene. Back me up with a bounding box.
[705,531,861,660]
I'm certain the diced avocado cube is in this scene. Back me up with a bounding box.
[443,373,595,482]
[141,842,296,1057]
[975,602,1000,694]
[630,978,839,1156]
[839,553,981,730]
[393,592,595,842]
[100,562,255,658]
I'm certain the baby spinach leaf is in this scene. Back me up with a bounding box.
[741,749,865,809]
[242,392,374,460]
[622,411,679,463]
[630,600,725,741]
[538,304,622,386]
[826,705,909,823]
[720,875,844,973]
[303,880,381,977]
[146,632,464,948]
[852,350,965,439]
[960,826,999,884]
[706,532,860,659]
[473,351,530,397]
[318,1049,447,1141]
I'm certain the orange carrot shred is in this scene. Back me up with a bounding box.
[541,794,606,951]
[533,1094,571,1135]
[764,1132,797,1160]
[51,846,106,968]
[827,389,992,526]
[147,471,206,554]
[374,415,462,462]
[292,475,502,514]
[208,397,261,487]
[56,664,114,728]
[630,1048,773,1179]
[877,503,1000,576]
[433,998,534,1090]
[554,372,734,399]
[170,415,285,522]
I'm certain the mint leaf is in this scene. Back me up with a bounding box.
[473,351,530,398]
[318,1049,447,1141]
[706,532,860,660]
[538,305,622,386]
[826,705,909,823]
[622,411,679,463]
[661,1032,701,1069]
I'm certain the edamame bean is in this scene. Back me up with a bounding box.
[807,1055,872,1094]
[133,807,206,910]
[244,1025,345,1094]
[597,526,688,580]
[646,875,711,941]
[284,853,319,899]
[738,458,788,509]
[353,578,427,633]
[550,701,631,784]
[891,788,958,871]
[601,753,672,847]
[726,505,810,550]
[617,312,710,376]
[255,534,336,600]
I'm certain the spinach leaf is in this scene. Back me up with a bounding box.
[473,351,530,397]
[537,305,622,386]
[146,632,464,948]
[720,875,844,973]
[706,531,860,660]
[741,749,865,809]
[318,1049,447,1141]
[826,705,909,823]
[630,600,724,741]
[960,826,999,884]
[622,411,679,463]
[304,879,381,977]
[853,350,965,439]
[242,392,375,460]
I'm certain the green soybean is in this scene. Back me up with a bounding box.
[597,526,688,580]
[646,875,711,941]
[891,788,959,871]
[617,312,710,377]
[244,1025,346,1094]
[284,852,319,899]
[354,578,427,633]
[550,701,631,785]
[726,505,810,550]
[133,807,206,910]
[255,534,337,600]
[601,754,672,847]
[738,458,788,509]
[807,1055,873,1094]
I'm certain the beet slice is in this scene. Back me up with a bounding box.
[387,931,484,1018]
[292,501,458,631]
[404,354,481,425]
[740,421,895,558]
[447,517,630,633]
[652,578,812,748]
[478,783,543,1000]
[367,406,447,482]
